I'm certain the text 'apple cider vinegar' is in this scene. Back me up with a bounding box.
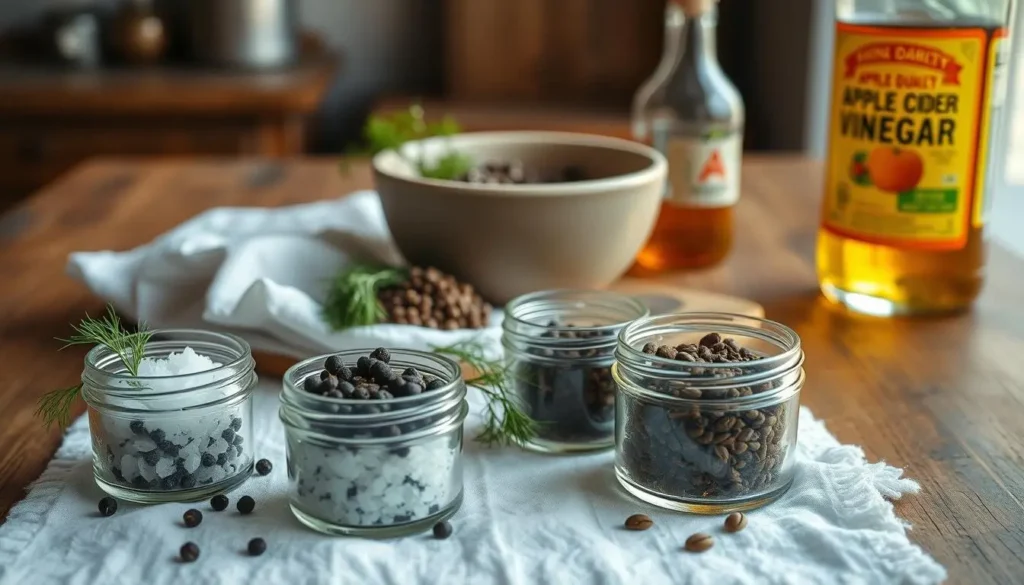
[818,0,1017,316]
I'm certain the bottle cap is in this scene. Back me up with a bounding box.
[673,0,715,16]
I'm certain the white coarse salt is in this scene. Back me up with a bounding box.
[137,347,221,377]
[290,435,459,527]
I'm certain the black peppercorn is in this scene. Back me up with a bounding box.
[401,381,423,397]
[231,417,242,432]
[158,441,179,457]
[210,494,229,511]
[402,367,421,380]
[338,381,356,397]
[375,389,394,400]
[183,509,203,528]
[200,453,215,468]
[369,360,392,383]
[370,347,391,364]
[129,420,145,435]
[142,450,160,466]
[432,521,453,539]
[222,428,235,442]
[319,370,331,381]
[303,375,321,393]
[356,356,373,376]
[354,385,371,400]
[180,475,196,489]
[337,366,354,381]
[149,429,165,443]
[98,497,117,517]
[255,459,273,476]
[425,378,446,391]
[325,355,344,375]
[237,495,255,515]
[179,542,200,563]
[247,537,267,556]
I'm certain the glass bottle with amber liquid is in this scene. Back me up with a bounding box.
[632,0,744,272]
[818,0,1016,315]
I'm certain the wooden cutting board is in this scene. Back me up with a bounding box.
[251,282,763,379]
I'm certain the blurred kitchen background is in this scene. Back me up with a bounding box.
[0,0,1021,251]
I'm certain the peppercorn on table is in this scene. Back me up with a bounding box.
[0,157,1023,584]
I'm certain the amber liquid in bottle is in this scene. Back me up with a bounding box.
[632,0,744,272]
[818,0,1013,315]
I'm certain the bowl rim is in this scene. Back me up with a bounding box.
[371,130,668,197]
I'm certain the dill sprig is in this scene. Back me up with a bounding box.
[341,104,474,180]
[432,339,538,447]
[323,265,407,330]
[36,304,152,429]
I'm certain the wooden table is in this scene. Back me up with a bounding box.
[1,157,1022,584]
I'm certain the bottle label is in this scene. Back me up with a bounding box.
[822,23,1004,250]
[665,130,742,208]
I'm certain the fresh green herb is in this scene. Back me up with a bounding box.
[432,339,538,447]
[323,265,407,330]
[36,304,152,429]
[344,104,473,180]
[35,384,83,430]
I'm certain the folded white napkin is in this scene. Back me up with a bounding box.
[36,191,948,584]
[67,190,495,358]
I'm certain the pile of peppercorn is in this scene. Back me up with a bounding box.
[303,347,447,400]
[377,267,491,330]
[457,160,589,185]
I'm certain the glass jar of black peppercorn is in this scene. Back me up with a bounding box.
[280,349,468,538]
[502,290,649,453]
[81,330,257,504]
[613,313,804,513]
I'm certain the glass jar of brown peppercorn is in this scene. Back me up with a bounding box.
[613,313,803,513]
[502,290,649,453]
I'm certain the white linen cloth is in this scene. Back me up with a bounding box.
[0,191,947,584]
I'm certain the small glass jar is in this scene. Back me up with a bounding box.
[280,350,468,538]
[613,313,804,513]
[503,290,649,453]
[81,330,257,504]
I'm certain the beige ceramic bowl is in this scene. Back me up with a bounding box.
[372,131,667,304]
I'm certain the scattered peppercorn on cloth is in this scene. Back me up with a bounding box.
[0,383,945,584]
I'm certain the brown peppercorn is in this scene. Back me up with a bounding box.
[684,532,714,552]
[376,266,491,331]
[624,514,654,531]
[724,512,747,533]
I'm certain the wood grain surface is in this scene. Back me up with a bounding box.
[0,157,1022,584]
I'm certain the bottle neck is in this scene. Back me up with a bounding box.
[666,3,719,68]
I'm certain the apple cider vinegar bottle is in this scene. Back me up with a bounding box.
[817,0,1016,315]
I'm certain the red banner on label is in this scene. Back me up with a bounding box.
[844,42,962,85]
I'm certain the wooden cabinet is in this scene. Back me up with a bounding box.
[0,54,338,207]
[444,0,664,106]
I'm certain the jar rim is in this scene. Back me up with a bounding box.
[282,348,464,413]
[617,312,801,370]
[503,289,649,353]
[614,312,804,405]
[84,328,253,381]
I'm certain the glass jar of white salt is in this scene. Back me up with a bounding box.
[81,330,257,503]
[280,349,468,538]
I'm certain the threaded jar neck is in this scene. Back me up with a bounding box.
[614,313,804,408]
